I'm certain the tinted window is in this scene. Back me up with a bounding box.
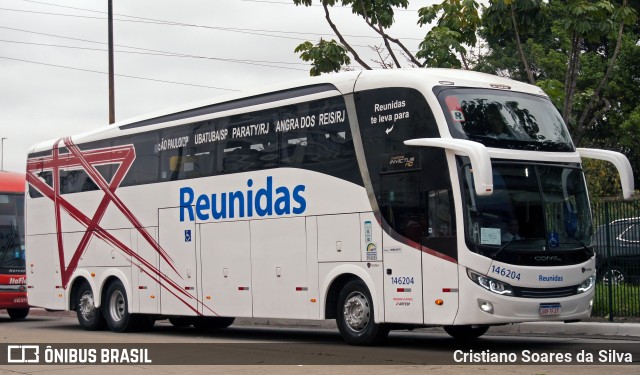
[437,87,574,152]
[355,88,456,258]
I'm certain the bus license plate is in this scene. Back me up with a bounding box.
[539,303,561,316]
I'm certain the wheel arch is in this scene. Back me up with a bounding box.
[98,269,133,311]
[67,270,95,311]
[321,264,383,322]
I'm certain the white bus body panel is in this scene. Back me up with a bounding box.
[317,214,361,263]
[250,217,309,319]
[158,207,198,316]
[199,221,252,317]
[133,227,160,315]
[422,255,459,325]
[381,234,423,324]
[76,229,132,268]
[25,234,56,309]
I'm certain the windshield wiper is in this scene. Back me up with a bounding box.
[491,238,517,259]
[558,239,593,254]
[491,237,546,259]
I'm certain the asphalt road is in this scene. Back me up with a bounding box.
[0,311,639,374]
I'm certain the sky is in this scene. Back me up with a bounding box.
[0,0,439,173]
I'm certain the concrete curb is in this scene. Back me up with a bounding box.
[233,318,640,338]
[490,321,640,337]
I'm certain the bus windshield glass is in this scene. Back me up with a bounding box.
[460,162,592,255]
[438,88,574,152]
[0,193,25,272]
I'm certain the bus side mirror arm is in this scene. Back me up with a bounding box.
[404,138,493,196]
[577,148,635,200]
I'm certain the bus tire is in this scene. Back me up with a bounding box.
[7,307,30,320]
[443,325,489,340]
[336,279,389,345]
[103,280,135,333]
[76,282,105,330]
[192,317,235,330]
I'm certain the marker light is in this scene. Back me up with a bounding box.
[467,269,514,296]
[435,299,444,306]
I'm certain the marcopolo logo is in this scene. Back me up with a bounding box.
[180,176,306,222]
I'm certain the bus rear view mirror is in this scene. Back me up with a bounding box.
[404,138,494,197]
[577,148,635,199]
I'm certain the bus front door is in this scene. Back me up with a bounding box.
[380,172,424,324]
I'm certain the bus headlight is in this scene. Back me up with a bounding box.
[577,274,596,294]
[467,269,513,296]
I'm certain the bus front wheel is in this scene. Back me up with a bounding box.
[7,307,30,320]
[336,279,389,345]
[76,282,105,330]
[443,325,489,340]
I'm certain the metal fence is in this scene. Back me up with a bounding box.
[590,199,640,319]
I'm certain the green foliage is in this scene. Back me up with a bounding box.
[564,0,617,42]
[291,0,640,195]
[341,0,409,29]
[593,282,640,317]
[416,27,466,68]
[583,159,623,199]
[294,39,351,76]
[535,79,564,110]
[417,0,481,68]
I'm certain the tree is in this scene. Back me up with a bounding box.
[291,0,640,192]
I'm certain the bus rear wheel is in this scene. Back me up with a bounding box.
[7,307,30,320]
[443,325,489,340]
[336,279,389,345]
[76,282,105,330]
[103,280,140,332]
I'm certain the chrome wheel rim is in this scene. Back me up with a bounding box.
[343,291,370,332]
[79,291,96,321]
[109,290,126,322]
[603,269,625,284]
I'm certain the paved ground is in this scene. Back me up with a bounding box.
[23,308,640,338]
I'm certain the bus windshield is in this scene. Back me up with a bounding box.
[0,193,25,272]
[438,88,574,152]
[460,161,593,256]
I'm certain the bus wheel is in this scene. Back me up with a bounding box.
[336,279,389,345]
[7,307,30,320]
[104,280,135,332]
[76,282,105,330]
[443,325,489,340]
[192,317,235,330]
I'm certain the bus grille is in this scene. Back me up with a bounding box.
[513,285,579,299]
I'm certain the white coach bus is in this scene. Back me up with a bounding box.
[25,69,634,345]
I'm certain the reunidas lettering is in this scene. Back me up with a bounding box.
[179,176,306,222]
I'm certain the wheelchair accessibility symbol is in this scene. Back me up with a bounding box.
[184,230,192,242]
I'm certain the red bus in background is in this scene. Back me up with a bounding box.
[0,171,29,319]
